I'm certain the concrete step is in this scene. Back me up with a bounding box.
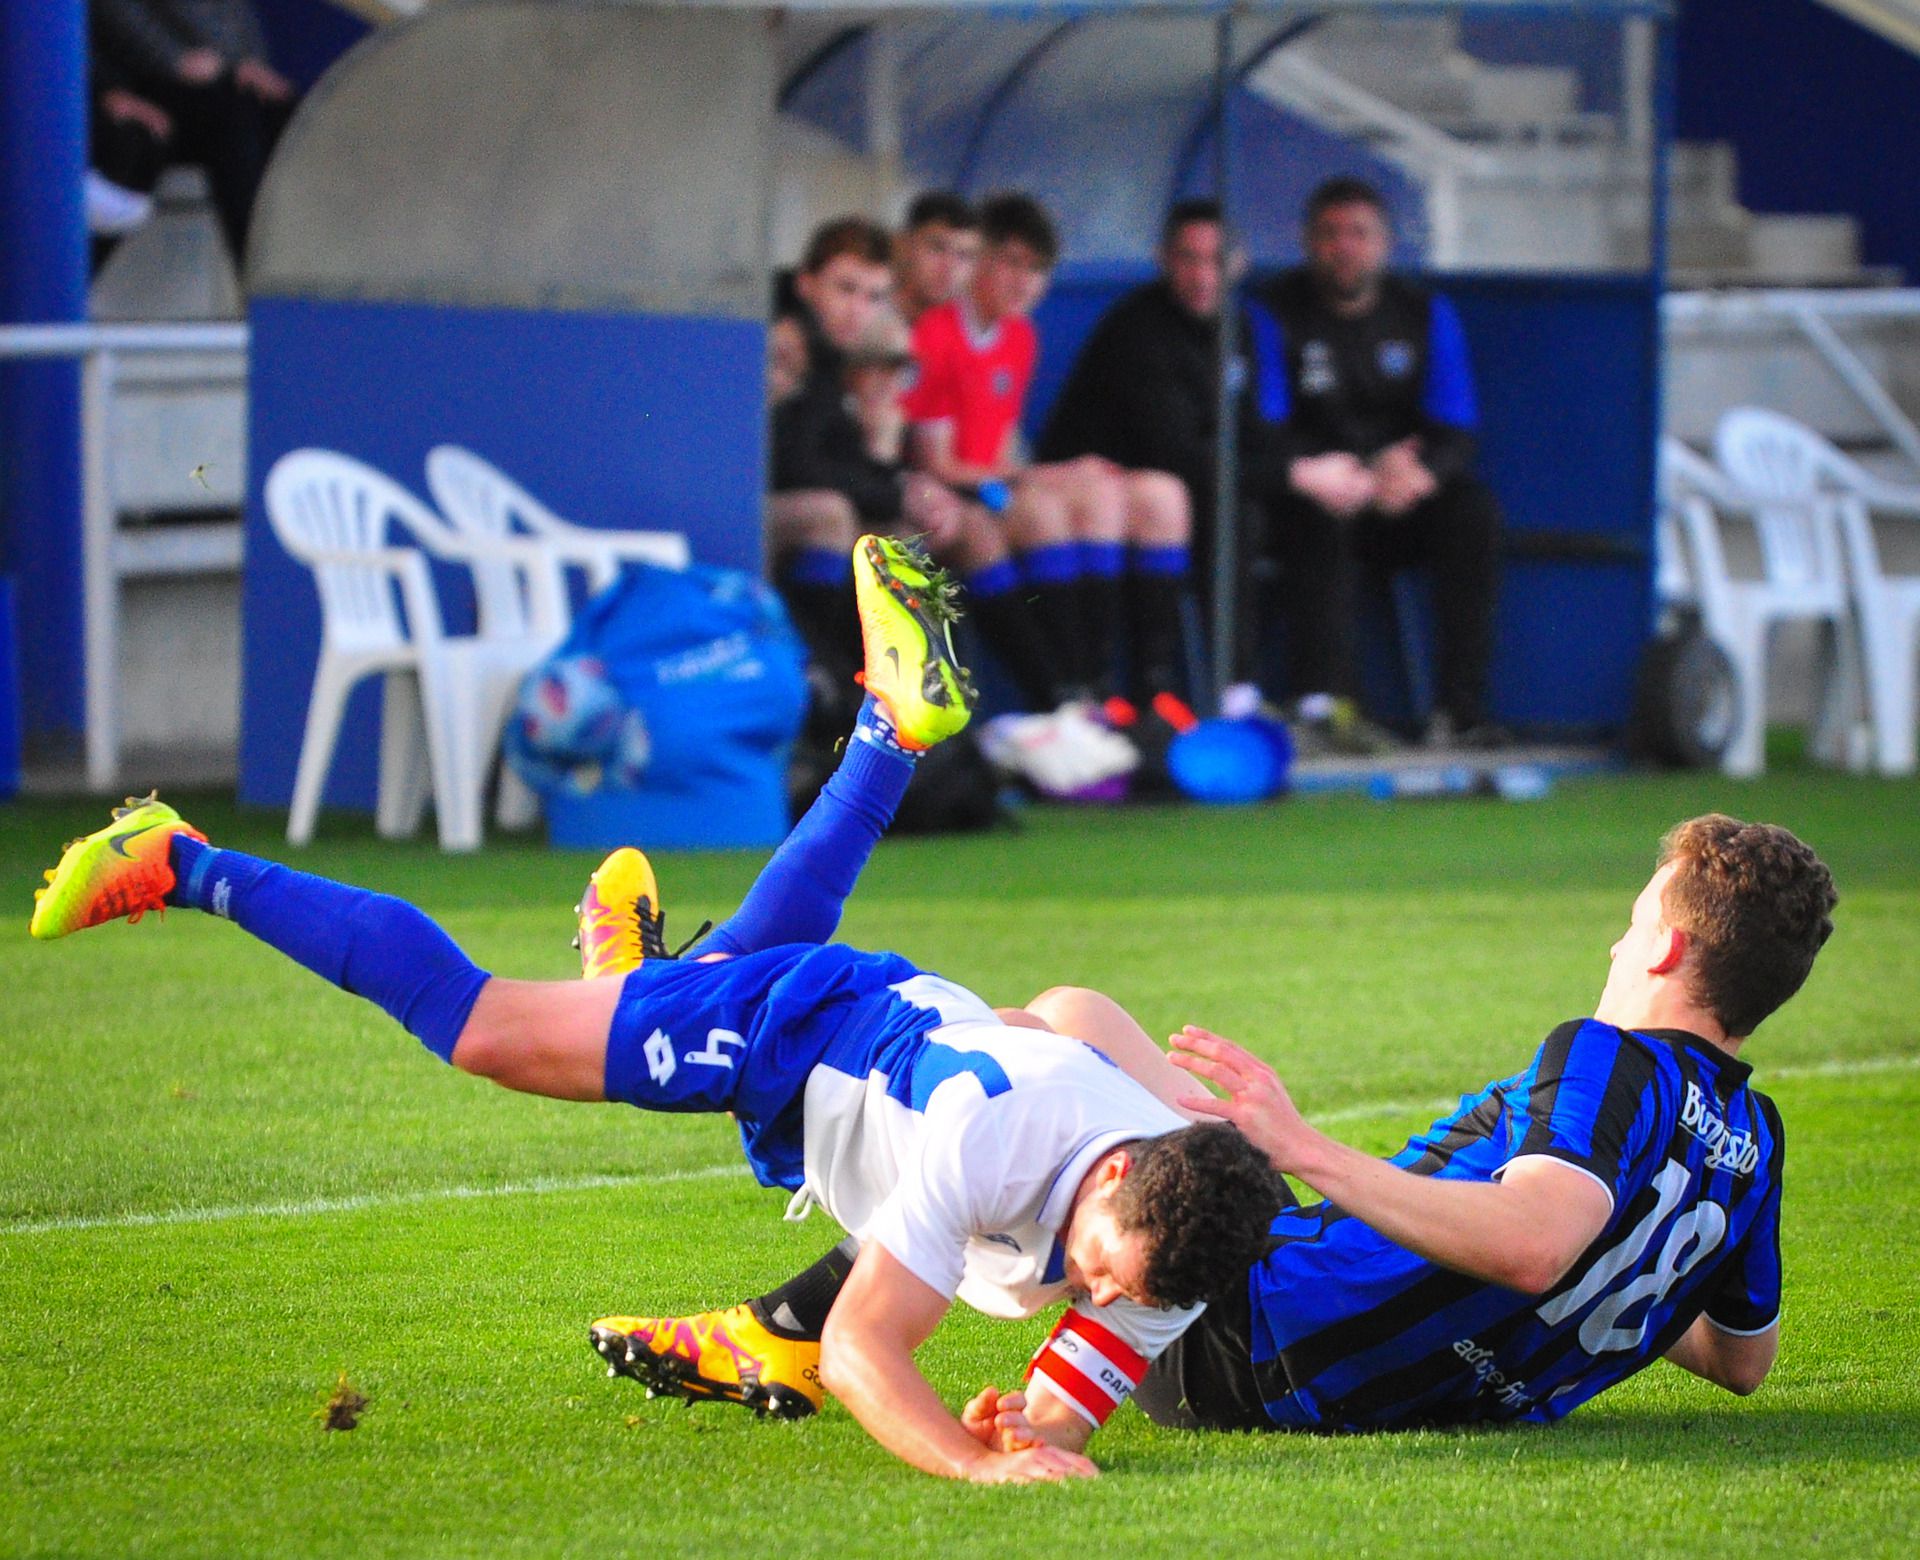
[1669,140,1742,213]
[1662,218,1756,273]
[1464,65,1582,128]
[90,167,241,323]
[1307,14,1464,65]
[1748,214,1863,281]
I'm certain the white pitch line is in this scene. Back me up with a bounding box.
[2,1163,748,1239]
[7,1054,1916,1240]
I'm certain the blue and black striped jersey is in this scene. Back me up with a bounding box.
[1247,1020,1784,1430]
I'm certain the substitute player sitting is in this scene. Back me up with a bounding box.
[28,535,1286,1485]
[905,192,1196,722]
[610,814,1834,1438]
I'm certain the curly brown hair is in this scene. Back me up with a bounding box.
[1658,814,1837,1038]
[1109,1123,1290,1310]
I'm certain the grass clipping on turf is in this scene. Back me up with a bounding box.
[317,1371,369,1432]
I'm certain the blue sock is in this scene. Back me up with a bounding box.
[168,837,489,1063]
[1081,540,1127,581]
[1018,542,1081,587]
[784,547,853,589]
[1132,543,1190,578]
[692,700,914,958]
[853,689,916,757]
[966,558,1020,600]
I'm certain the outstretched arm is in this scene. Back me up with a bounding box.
[1022,986,1209,1122]
[1664,1314,1778,1395]
[1171,1027,1612,1294]
[819,1243,1100,1483]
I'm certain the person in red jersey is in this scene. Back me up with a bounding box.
[893,190,983,327]
[904,193,1195,739]
[773,215,1131,795]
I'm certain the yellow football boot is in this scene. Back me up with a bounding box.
[572,847,669,979]
[590,1303,823,1420]
[29,793,206,941]
[852,533,975,751]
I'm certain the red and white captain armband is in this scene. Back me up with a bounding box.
[1024,1309,1151,1428]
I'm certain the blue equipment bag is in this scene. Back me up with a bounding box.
[505,563,807,850]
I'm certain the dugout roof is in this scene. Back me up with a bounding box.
[251,0,1673,312]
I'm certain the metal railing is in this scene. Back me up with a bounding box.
[0,320,248,790]
[1664,288,1920,472]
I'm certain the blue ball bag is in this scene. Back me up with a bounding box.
[507,563,807,849]
[1167,717,1293,804]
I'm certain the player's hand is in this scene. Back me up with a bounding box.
[903,473,964,548]
[961,1385,1040,1452]
[1170,1025,1310,1171]
[101,88,172,139]
[1289,453,1375,518]
[1369,440,1437,517]
[234,58,295,103]
[175,48,225,86]
[963,1441,1099,1484]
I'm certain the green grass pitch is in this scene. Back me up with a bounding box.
[2,765,1917,1557]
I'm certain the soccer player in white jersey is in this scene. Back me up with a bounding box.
[30,535,1287,1484]
[611,819,1832,1441]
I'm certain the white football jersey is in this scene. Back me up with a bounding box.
[799,972,1202,1427]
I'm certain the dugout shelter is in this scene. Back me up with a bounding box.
[5,1,1679,812]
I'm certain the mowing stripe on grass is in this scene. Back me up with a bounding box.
[6,1054,1914,1240]
[1311,1051,1920,1127]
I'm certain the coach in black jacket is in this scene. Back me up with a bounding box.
[1248,177,1503,743]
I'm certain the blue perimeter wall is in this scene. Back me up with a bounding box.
[244,276,1652,813]
[242,297,764,811]
[1033,269,1658,733]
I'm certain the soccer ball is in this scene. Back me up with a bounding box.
[505,655,627,795]
[606,708,654,789]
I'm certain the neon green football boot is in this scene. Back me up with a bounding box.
[29,793,206,940]
[852,533,976,751]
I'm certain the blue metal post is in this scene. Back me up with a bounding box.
[1641,11,1677,634]
[0,0,89,742]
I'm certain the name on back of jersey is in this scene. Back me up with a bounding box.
[1681,1082,1761,1175]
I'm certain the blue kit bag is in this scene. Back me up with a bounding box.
[505,563,807,850]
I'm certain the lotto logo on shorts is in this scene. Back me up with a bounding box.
[643,1027,746,1084]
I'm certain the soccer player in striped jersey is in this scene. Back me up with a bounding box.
[1141,814,1834,1430]
[634,815,1834,1440]
[28,534,1285,1484]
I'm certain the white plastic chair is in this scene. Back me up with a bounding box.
[424,448,693,834]
[1654,437,1734,612]
[424,445,690,603]
[263,449,565,851]
[1716,409,1920,775]
[1650,427,1855,779]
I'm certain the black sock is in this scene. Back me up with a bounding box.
[1023,579,1091,701]
[780,579,860,684]
[748,1237,860,1341]
[1076,571,1124,699]
[1127,560,1188,701]
[968,584,1064,711]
